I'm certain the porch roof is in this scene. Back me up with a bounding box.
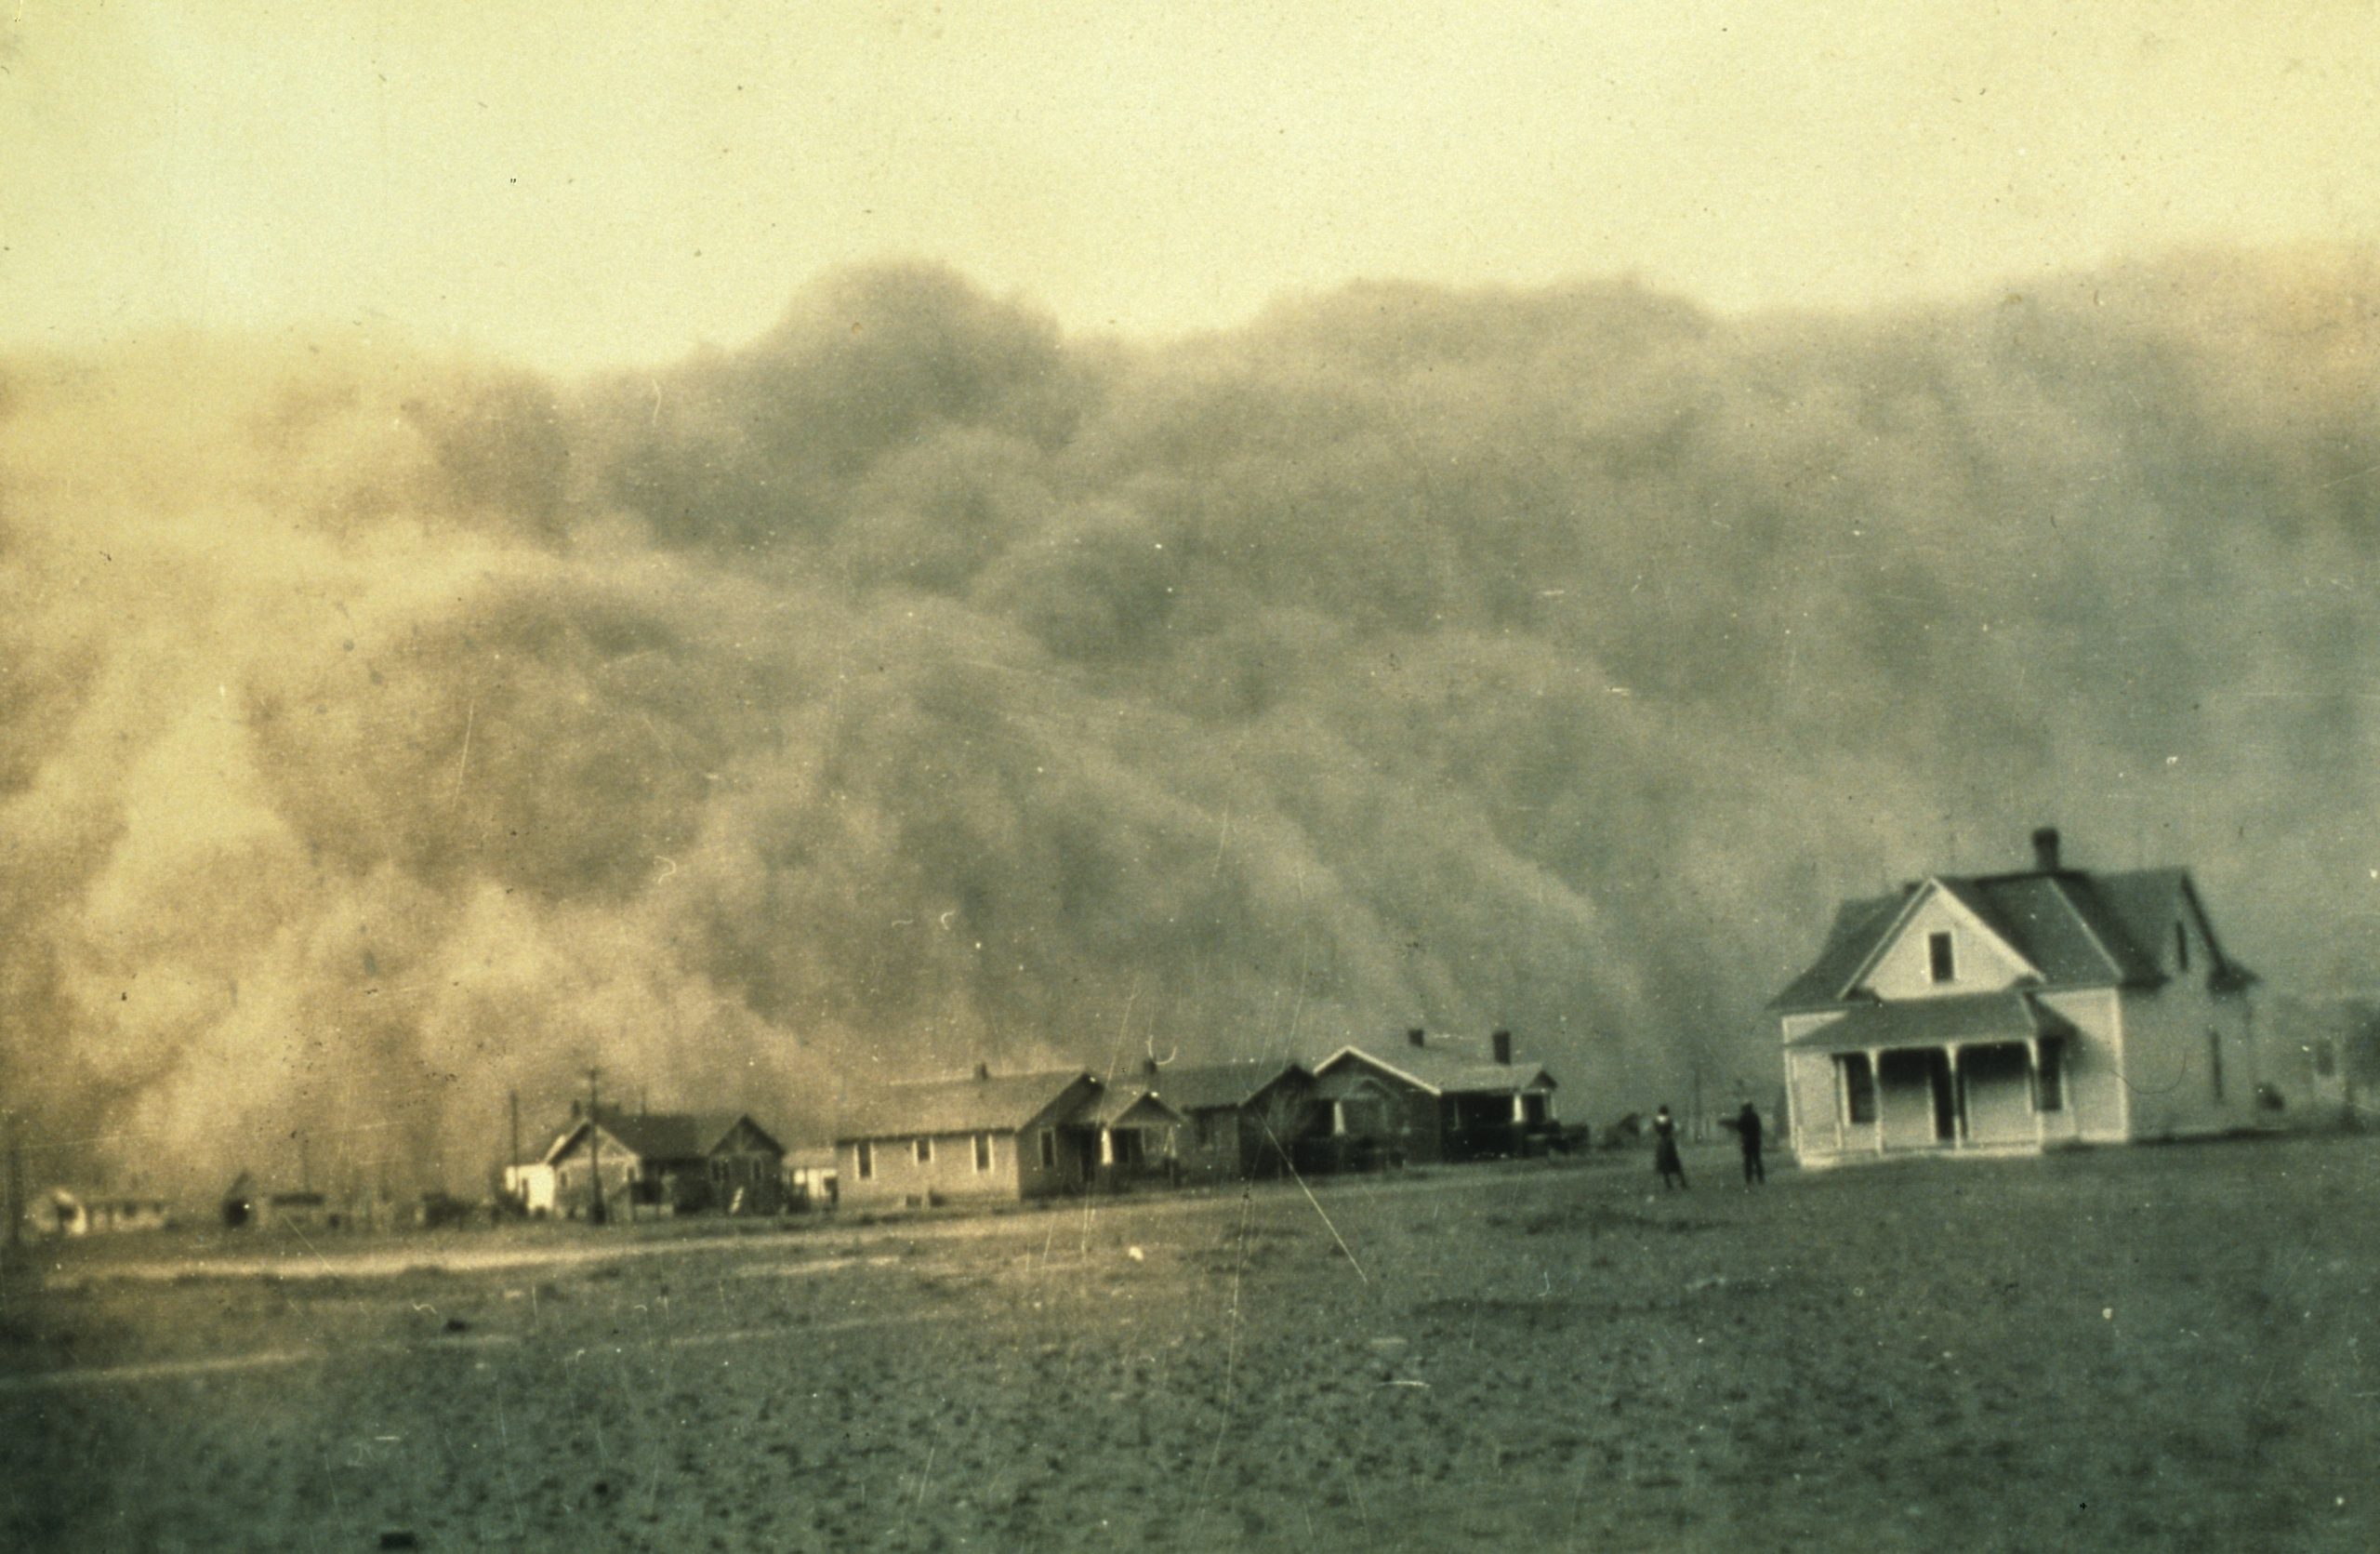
[1786,990,2074,1056]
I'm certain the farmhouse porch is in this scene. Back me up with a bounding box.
[1785,991,2077,1157]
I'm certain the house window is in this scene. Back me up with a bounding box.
[973,1133,992,1173]
[2175,922,2189,973]
[915,1136,934,1165]
[1844,1055,1877,1124]
[2034,1043,2064,1113]
[1928,931,1956,984]
[856,1141,874,1181]
[2208,1029,2225,1103]
[1038,1129,1056,1169]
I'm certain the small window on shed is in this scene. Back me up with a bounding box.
[1927,931,1956,984]
[973,1132,992,1172]
[1038,1129,1056,1169]
[856,1141,874,1181]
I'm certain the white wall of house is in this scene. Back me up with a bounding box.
[2118,981,2258,1140]
[2035,989,2127,1145]
[1783,1048,1841,1160]
[839,1130,1022,1207]
[1861,889,2035,1000]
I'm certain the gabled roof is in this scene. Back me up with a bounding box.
[1148,1060,1311,1113]
[1074,1087,1189,1129]
[1784,990,2077,1055]
[1769,893,1905,1012]
[545,1110,782,1166]
[1313,1043,1556,1097]
[1771,861,2254,1014]
[837,1069,1095,1142]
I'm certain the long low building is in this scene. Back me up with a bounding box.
[835,1066,1185,1210]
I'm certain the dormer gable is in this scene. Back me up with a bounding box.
[1844,877,2042,1001]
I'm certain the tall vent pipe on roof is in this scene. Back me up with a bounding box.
[1408,1027,1427,1049]
[2032,827,2062,872]
[1491,1029,1513,1065]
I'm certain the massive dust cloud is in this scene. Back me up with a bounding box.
[2,251,2375,1195]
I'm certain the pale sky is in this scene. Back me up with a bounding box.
[5,1,2377,372]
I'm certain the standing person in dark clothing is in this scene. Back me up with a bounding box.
[1651,1105,1687,1189]
[1727,1100,1766,1186]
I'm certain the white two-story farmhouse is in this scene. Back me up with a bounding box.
[1771,828,2258,1166]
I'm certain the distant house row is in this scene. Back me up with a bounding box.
[17,1188,175,1239]
[830,1029,1561,1212]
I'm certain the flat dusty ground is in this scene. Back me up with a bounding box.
[3,1133,2375,1551]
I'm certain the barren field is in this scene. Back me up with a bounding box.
[4,1134,2376,1551]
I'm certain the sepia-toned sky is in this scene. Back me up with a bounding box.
[5,4,2380,1190]
[5,1,2377,370]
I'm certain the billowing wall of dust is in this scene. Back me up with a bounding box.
[2,252,2376,1194]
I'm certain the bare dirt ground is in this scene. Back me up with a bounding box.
[3,1133,2375,1551]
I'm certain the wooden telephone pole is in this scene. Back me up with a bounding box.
[585,1068,605,1226]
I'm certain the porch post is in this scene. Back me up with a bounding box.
[1949,1044,1966,1149]
[1869,1047,1887,1155]
[1831,1055,1846,1154]
[2027,1038,2045,1147]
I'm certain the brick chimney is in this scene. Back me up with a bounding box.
[1408,1027,1426,1049]
[2031,827,2062,872]
[1491,1029,1513,1066]
[973,1062,991,1082]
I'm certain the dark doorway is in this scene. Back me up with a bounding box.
[1928,1052,1957,1141]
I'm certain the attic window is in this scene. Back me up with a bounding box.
[2175,922,2189,972]
[1038,1129,1056,1169]
[1928,931,1956,984]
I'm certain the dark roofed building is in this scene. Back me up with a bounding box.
[1773,827,2260,1165]
[547,1109,786,1219]
[1152,1060,1316,1182]
[1310,1029,1559,1166]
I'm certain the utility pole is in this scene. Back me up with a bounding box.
[585,1067,605,1226]
[507,1089,522,1213]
